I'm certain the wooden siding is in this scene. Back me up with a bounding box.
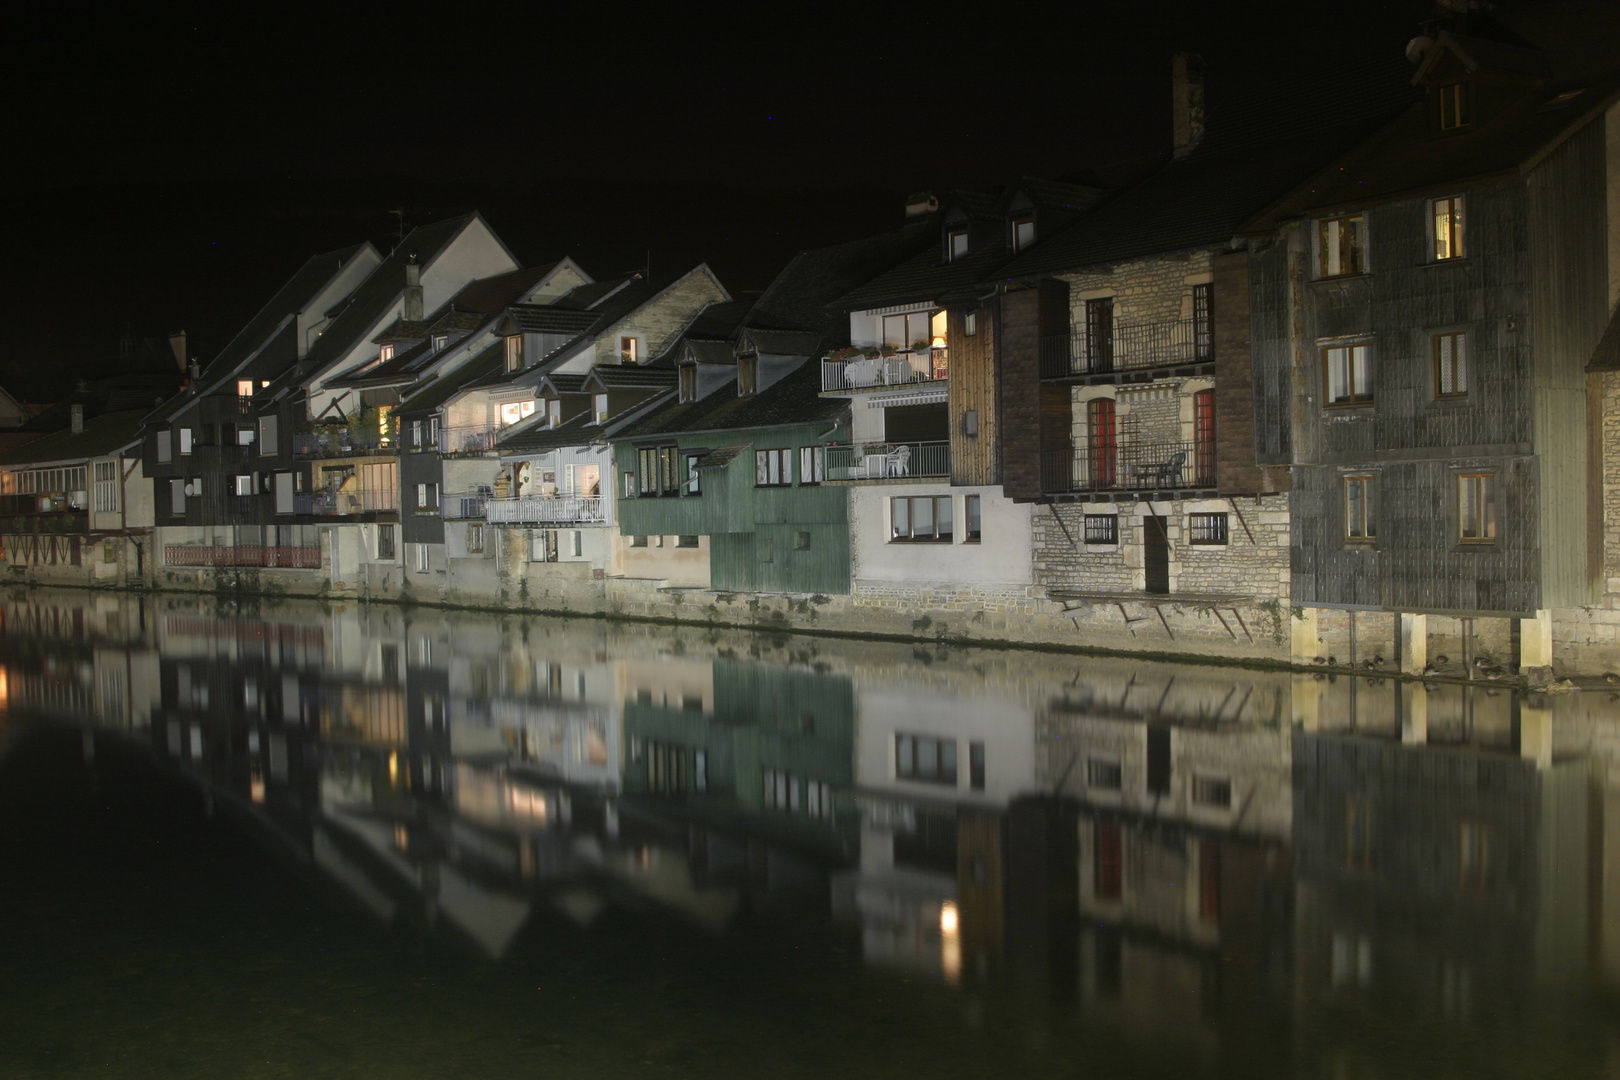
[948,304,998,487]
[998,287,1042,500]
[1528,118,1608,607]
[1248,239,1295,465]
[1212,250,1276,493]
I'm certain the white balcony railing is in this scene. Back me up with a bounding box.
[821,350,948,392]
[486,495,607,525]
[824,441,949,480]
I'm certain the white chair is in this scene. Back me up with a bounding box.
[887,444,912,476]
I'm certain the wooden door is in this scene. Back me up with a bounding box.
[1143,514,1169,594]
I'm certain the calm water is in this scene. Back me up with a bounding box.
[0,589,1615,1079]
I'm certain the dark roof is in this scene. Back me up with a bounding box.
[0,409,147,465]
[395,341,504,415]
[744,327,827,356]
[685,338,738,365]
[1588,304,1620,372]
[833,243,1010,311]
[539,373,589,395]
[553,276,637,310]
[587,365,678,390]
[199,243,365,381]
[693,444,750,470]
[495,411,598,453]
[330,336,436,387]
[749,223,936,335]
[304,215,477,370]
[614,357,843,441]
[450,263,565,315]
[508,305,603,334]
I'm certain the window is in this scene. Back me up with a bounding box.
[1323,343,1373,405]
[683,452,703,495]
[755,448,791,487]
[1188,512,1228,545]
[504,335,522,372]
[156,430,172,463]
[947,228,968,261]
[414,543,430,573]
[806,781,831,819]
[891,495,953,542]
[964,494,981,542]
[1433,196,1465,260]
[467,524,484,554]
[1318,214,1367,277]
[427,416,439,449]
[236,379,253,397]
[274,471,294,514]
[1012,215,1035,252]
[676,535,699,548]
[795,531,811,551]
[620,336,638,364]
[178,427,193,455]
[1458,473,1497,543]
[500,400,536,426]
[1194,387,1216,484]
[170,478,186,515]
[678,364,697,403]
[571,531,583,557]
[763,769,799,812]
[737,354,758,396]
[1084,514,1118,544]
[1345,475,1376,540]
[963,311,977,336]
[1086,297,1114,371]
[593,393,609,424]
[1435,331,1467,397]
[377,524,395,560]
[895,734,957,785]
[432,334,447,351]
[258,415,279,455]
[1459,819,1490,890]
[233,474,253,496]
[546,399,561,428]
[969,741,985,790]
[1095,820,1123,899]
[1193,775,1232,807]
[1439,80,1471,130]
[416,482,439,511]
[798,445,824,485]
[1087,757,1123,790]
[639,446,680,496]
[93,461,119,513]
[622,471,638,499]
[628,534,648,548]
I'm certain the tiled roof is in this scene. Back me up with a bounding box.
[394,341,503,415]
[747,224,936,339]
[449,263,565,314]
[614,357,844,441]
[587,365,678,389]
[495,411,597,452]
[684,338,737,365]
[0,409,147,465]
[198,243,366,382]
[507,305,603,335]
[744,328,823,356]
[539,373,589,395]
[693,444,751,470]
[832,244,1009,312]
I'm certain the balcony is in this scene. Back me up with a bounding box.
[164,545,322,569]
[825,441,949,481]
[293,489,399,516]
[822,350,948,393]
[440,424,501,454]
[1041,441,1215,495]
[1040,317,1213,380]
[487,495,607,525]
[293,430,393,458]
[441,491,490,520]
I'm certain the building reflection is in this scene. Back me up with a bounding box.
[0,589,1615,1068]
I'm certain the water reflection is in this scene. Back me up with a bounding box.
[1,590,1616,1076]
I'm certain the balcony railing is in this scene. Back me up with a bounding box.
[821,350,948,393]
[825,441,949,480]
[487,495,607,525]
[293,430,392,457]
[440,424,501,454]
[293,489,399,515]
[1040,317,1212,379]
[441,491,490,520]
[164,545,321,569]
[0,492,88,514]
[1041,441,1216,493]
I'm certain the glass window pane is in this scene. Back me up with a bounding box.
[941,740,958,783]
[893,498,909,539]
[1352,346,1371,397]
[935,497,952,540]
[914,497,933,537]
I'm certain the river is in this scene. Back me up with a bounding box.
[0,588,1615,1078]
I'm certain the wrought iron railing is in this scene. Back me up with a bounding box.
[293,489,399,515]
[821,350,948,392]
[164,545,321,569]
[1040,317,1212,379]
[1041,440,1215,493]
[824,441,949,480]
[486,495,607,525]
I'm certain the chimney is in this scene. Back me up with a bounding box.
[402,254,423,321]
[1172,51,1206,158]
[169,330,187,372]
[904,192,940,220]
[70,403,83,435]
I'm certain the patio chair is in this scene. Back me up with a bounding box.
[1141,451,1187,487]
[887,444,912,477]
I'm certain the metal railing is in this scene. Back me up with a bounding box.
[293,489,399,515]
[1041,440,1216,493]
[487,494,607,525]
[1040,317,1212,378]
[440,424,501,454]
[0,492,88,514]
[164,545,322,569]
[825,441,949,480]
[292,430,392,456]
[821,350,948,392]
[441,491,490,520]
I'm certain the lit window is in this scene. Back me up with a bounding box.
[620,337,638,364]
[964,494,982,543]
[1434,331,1467,397]
[947,228,968,261]
[1458,473,1497,543]
[1012,216,1035,252]
[1439,80,1471,129]
[1317,215,1367,277]
[378,344,394,363]
[1432,196,1465,260]
[1323,344,1373,405]
[1345,475,1376,540]
[504,335,523,372]
[1188,512,1228,545]
[236,379,253,397]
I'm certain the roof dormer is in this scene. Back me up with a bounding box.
[1410,31,1550,134]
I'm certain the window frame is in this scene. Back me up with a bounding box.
[1434,330,1468,399]
[1084,513,1118,545]
[798,445,824,486]
[1322,342,1374,406]
[1344,474,1376,542]
[737,354,758,396]
[637,445,681,497]
[504,334,523,372]
[963,310,977,337]
[890,495,954,543]
[1316,214,1368,278]
[895,733,958,785]
[1187,512,1229,546]
[754,448,792,488]
[1438,79,1472,130]
[1431,195,1465,261]
[376,523,395,560]
[946,228,968,262]
[1012,215,1035,252]
[1457,472,1498,544]
[964,494,982,543]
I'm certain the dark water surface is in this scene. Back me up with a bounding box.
[0,589,1615,1079]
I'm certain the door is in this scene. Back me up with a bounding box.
[1194,389,1216,486]
[1143,513,1169,594]
[1088,398,1117,489]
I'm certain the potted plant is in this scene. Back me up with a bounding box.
[862,345,882,359]
[879,345,898,358]
[912,339,933,356]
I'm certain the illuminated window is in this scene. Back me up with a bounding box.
[378,344,394,363]
[1345,475,1376,540]
[504,335,522,372]
[1458,473,1497,543]
[1317,214,1367,277]
[1439,80,1471,129]
[1432,196,1465,260]
[237,379,253,397]
[1323,343,1373,405]
[620,337,638,364]
[1434,331,1467,397]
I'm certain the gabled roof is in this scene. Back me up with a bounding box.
[394,341,505,415]
[684,339,738,366]
[748,223,936,335]
[198,243,369,381]
[614,357,843,441]
[538,373,589,396]
[450,262,573,315]
[505,306,603,335]
[0,409,148,466]
[586,365,678,390]
[494,410,598,453]
[833,243,1009,312]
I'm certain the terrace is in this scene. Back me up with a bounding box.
[825,441,949,481]
[486,494,607,526]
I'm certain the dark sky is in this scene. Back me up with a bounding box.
[4,0,1605,396]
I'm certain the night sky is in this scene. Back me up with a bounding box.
[3,0,1608,399]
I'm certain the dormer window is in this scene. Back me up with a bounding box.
[236,380,253,398]
[593,394,609,424]
[504,335,523,372]
[379,344,395,363]
[1439,80,1471,130]
[548,399,562,428]
[947,228,968,262]
[1317,214,1367,278]
[679,365,697,403]
[1012,216,1035,253]
[738,355,758,397]
[432,334,447,351]
[620,337,639,364]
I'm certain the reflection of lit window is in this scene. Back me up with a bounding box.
[1459,819,1490,891]
[1331,932,1373,989]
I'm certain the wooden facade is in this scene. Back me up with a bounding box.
[947,305,999,487]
